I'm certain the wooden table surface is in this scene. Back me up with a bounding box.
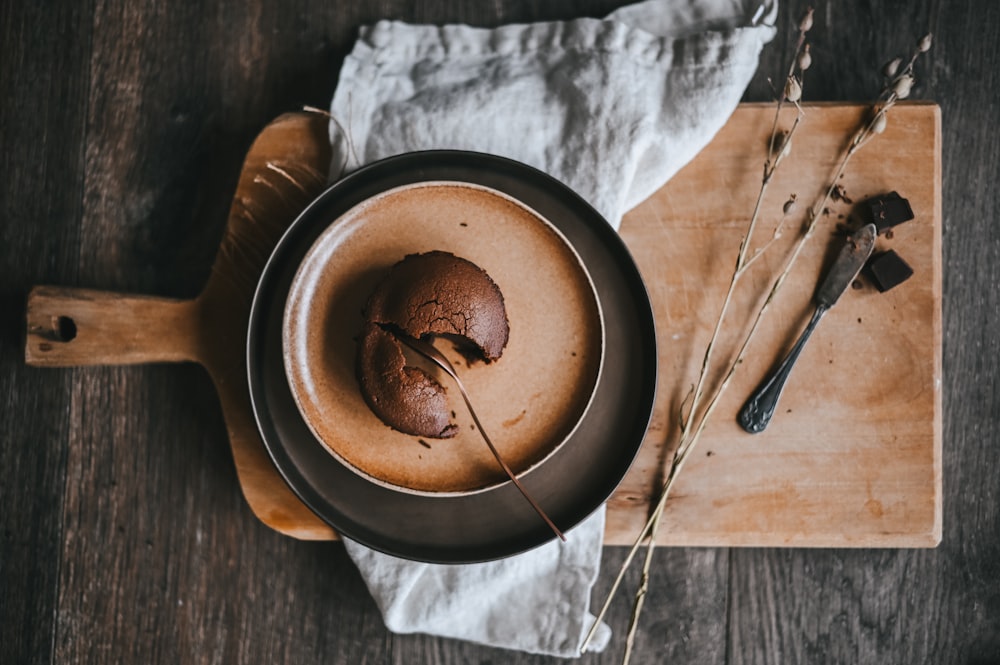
[2,1,997,663]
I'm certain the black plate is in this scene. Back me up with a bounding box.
[247,151,657,563]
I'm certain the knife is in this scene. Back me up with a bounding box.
[738,223,877,433]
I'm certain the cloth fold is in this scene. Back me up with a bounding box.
[343,508,610,656]
[329,0,776,657]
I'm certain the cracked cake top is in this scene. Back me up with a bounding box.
[364,251,510,362]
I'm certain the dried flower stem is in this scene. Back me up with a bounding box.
[302,103,359,176]
[689,32,932,461]
[620,507,662,663]
[685,43,807,439]
[584,10,815,657]
[585,29,932,664]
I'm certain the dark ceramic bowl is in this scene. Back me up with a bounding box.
[247,151,657,563]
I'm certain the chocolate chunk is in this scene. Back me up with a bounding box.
[864,250,914,292]
[866,191,914,234]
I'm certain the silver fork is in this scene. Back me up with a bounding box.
[395,333,566,542]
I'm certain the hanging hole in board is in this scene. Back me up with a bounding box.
[52,316,77,342]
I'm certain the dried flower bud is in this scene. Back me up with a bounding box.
[778,134,793,161]
[893,74,914,99]
[883,57,902,78]
[799,7,814,32]
[919,33,933,52]
[872,111,888,134]
[784,75,802,102]
[783,196,797,214]
[798,44,812,71]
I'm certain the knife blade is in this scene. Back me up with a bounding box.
[816,223,878,307]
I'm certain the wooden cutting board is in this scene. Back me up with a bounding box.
[614,102,941,547]
[25,103,942,547]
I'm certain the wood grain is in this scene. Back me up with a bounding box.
[0,2,92,664]
[3,1,1000,664]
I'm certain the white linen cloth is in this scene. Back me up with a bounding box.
[330,0,776,657]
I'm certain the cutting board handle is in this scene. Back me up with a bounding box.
[25,286,202,367]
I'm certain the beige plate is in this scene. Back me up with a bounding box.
[282,181,604,495]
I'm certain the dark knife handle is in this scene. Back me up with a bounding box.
[738,305,828,434]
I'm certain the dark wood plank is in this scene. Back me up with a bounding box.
[600,548,730,665]
[0,2,94,664]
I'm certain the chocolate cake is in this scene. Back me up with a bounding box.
[356,322,458,439]
[356,251,510,438]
